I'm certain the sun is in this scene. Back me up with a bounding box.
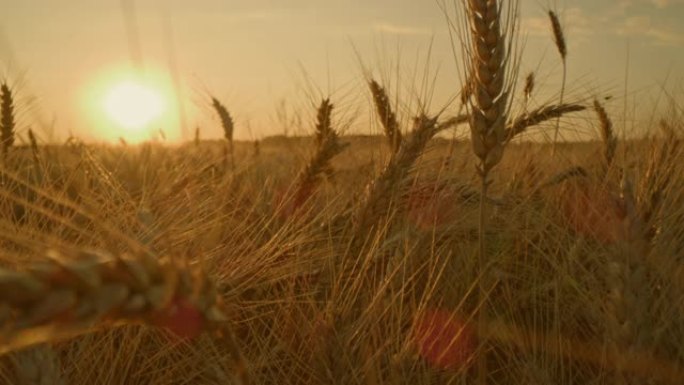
[102,80,165,131]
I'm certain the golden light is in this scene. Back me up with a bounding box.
[102,80,165,131]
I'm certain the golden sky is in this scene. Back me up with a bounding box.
[2,0,684,142]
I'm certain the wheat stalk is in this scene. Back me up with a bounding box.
[604,175,652,384]
[462,0,519,382]
[548,10,568,154]
[547,12,572,368]
[27,129,42,176]
[460,76,473,105]
[639,122,680,240]
[194,126,201,146]
[369,80,402,153]
[253,139,260,157]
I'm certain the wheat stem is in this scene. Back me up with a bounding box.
[549,10,568,155]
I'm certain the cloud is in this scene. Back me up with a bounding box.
[520,7,596,50]
[621,0,684,8]
[224,9,289,22]
[616,15,684,45]
[373,22,432,36]
[522,6,684,47]
[649,0,684,8]
[520,7,594,39]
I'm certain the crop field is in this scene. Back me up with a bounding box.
[0,1,683,384]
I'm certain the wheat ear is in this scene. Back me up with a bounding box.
[369,79,402,153]
[0,248,228,354]
[1,82,16,160]
[286,99,348,215]
[506,103,586,143]
[211,97,235,171]
[523,71,535,103]
[27,128,41,170]
[594,99,616,173]
[353,114,466,234]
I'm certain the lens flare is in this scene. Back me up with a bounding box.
[413,308,477,371]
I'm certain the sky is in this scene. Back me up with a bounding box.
[1,0,684,142]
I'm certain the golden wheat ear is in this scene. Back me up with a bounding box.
[368,79,402,153]
[548,11,567,60]
[506,103,586,143]
[27,129,41,167]
[523,72,535,103]
[0,248,228,354]
[282,98,348,217]
[464,0,515,178]
[593,98,616,173]
[0,81,16,160]
[211,96,235,171]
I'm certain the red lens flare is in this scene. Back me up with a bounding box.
[406,182,460,230]
[561,182,626,244]
[150,298,205,340]
[413,308,477,371]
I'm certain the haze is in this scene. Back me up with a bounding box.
[2,0,683,142]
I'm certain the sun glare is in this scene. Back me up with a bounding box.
[103,80,165,131]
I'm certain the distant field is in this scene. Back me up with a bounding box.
[0,127,682,384]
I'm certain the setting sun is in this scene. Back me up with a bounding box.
[102,80,165,131]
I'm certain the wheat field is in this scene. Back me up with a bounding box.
[1,1,683,384]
